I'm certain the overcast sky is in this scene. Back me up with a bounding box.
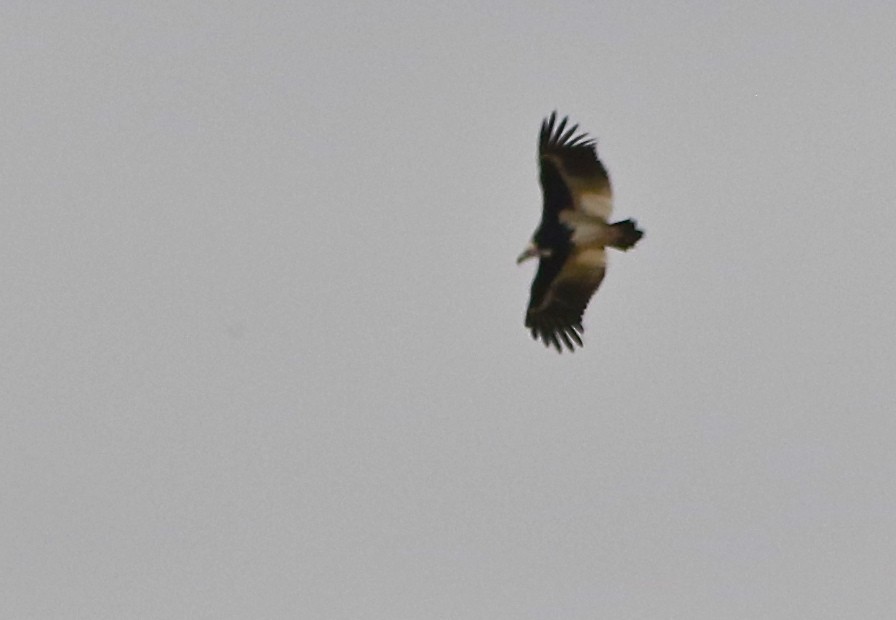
[3,2,896,618]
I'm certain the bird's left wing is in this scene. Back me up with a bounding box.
[525,244,607,352]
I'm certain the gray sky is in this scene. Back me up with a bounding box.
[3,1,896,618]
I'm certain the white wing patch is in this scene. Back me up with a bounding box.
[579,193,613,219]
[575,247,607,268]
[559,211,611,245]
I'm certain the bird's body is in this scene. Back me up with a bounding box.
[518,112,643,352]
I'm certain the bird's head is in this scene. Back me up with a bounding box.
[516,243,552,264]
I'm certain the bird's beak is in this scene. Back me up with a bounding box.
[516,246,538,264]
[517,245,550,264]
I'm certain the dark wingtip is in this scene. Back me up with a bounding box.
[540,111,596,151]
[554,116,568,141]
[566,327,583,348]
[540,111,558,147]
[531,325,583,353]
[558,330,574,351]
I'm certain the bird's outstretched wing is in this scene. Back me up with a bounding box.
[539,111,613,222]
[526,245,606,352]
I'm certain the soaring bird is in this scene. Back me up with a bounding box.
[517,112,643,352]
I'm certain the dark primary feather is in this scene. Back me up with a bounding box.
[539,111,609,187]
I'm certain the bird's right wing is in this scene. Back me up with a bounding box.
[539,112,613,220]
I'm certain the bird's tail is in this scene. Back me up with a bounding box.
[609,219,644,250]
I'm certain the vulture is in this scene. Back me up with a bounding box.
[517,112,643,352]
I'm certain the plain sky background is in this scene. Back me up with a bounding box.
[3,1,896,618]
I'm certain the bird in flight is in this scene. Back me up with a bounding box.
[517,112,643,352]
